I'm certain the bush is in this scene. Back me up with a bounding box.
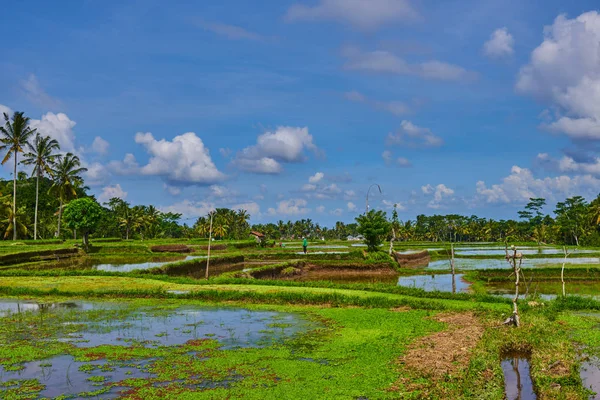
[356,210,391,252]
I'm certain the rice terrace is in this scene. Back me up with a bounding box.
[3,1,600,399]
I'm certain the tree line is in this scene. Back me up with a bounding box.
[4,111,600,245]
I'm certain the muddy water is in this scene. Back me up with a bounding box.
[455,247,597,256]
[501,355,537,400]
[581,356,600,399]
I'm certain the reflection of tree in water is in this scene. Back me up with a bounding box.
[512,357,523,400]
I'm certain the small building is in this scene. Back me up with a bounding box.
[250,231,265,242]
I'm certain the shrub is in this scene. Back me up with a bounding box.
[356,210,391,252]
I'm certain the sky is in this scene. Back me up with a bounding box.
[2,0,600,226]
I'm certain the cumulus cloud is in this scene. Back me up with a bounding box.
[476,165,600,204]
[517,12,600,141]
[536,152,600,176]
[91,136,110,155]
[164,184,182,196]
[344,90,410,116]
[98,184,127,203]
[382,150,412,167]
[483,27,514,59]
[21,74,62,110]
[316,205,326,213]
[342,46,475,81]
[386,120,443,148]
[29,112,77,152]
[83,162,109,186]
[286,0,419,30]
[234,126,320,174]
[161,200,215,219]
[309,172,324,183]
[347,202,357,212]
[422,183,454,209]
[120,132,226,185]
[232,202,261,216]
[268,198,310,216]
[382,200,406,211]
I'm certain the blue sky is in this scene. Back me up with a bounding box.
[2,0,600,226]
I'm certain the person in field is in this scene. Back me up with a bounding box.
[302,237,308,254]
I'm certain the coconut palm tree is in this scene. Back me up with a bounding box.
[22,134,60,240]
[50,153,87,237]
[0,112,37,240]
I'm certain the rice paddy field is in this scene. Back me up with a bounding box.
[1,238,600,399]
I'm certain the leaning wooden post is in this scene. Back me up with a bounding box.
[205,211,214,280]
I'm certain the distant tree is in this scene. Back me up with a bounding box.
[50,153,87,238]
[22,134,60,240]
[555,196,588,246]
[0,111,36,240]
[63,197,104,249]
[356,210,391,252]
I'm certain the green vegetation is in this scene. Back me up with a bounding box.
[356,210,391,251]
[63,198,104,248]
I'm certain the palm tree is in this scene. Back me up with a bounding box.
[22,134,60,240]
[0,193,28,239]
[50,153,87,237]
[0,112,37,240]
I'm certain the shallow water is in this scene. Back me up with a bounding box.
[94,255,203,272]
[0,304,316,398]
[501,355,536,400]
[0,299,112,315]
[397,274,470,293]
[425,257,600,270]
[581,356,600,399]
[295,251,349,255]
[73,307,314,349]
[0,355,151,399]
[485,282,600,300]
[455,247,597,256]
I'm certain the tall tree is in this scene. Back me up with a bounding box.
[22,134,60,240]
[50,153,87,237]
[555,196,588,246]
[0,112,36,240]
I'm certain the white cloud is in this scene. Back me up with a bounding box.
[161,200,215,219]
[343,46,474,81]
[344,190,357,200]
[345,90,410,116]
[386,120,443,148]
[0,104,13,117]
[21,74,62,110]
[198,21,265,41]
[91,136,110,155]
[98,184,127,203]
[347,202,357,212]
[29,112,76,152]
[536,152,600,176]
[232,202,261,216]
[331,208,344,216]
[483,27,514,59]
[267,198,310,216]
[309,172,324,183]
[131,132,225,185]
[219,148,232,158]
[209,185,238,199]
[302,183,317,192]
[286,0,419,30]
[234,126,320,174]
[382,200,406,211]
[516,12,600,141]
[83,162,109,186]
[164,184,182,196]
[382,150,412,167]
[422,183,454,209]
[316,205,326,213]
[476,165,600,203]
